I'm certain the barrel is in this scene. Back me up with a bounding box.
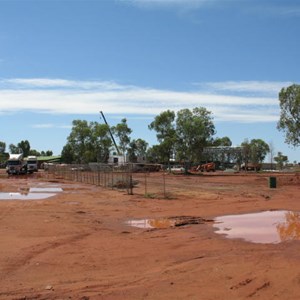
[269,176,277,188]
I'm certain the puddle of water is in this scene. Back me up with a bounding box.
[0,192,57,200]
[0,184,64,201]
[213,210,300,244]
[126,218,176,229]
[29,187,63,193]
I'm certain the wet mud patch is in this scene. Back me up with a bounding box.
[126,216,210,229]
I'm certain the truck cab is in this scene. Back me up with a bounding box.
[27,156,38,173]
[6,153,27,175]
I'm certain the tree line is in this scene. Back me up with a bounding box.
[59,107,283,167]
[1,84,298,167]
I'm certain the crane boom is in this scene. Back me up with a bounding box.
[99,111,120,155]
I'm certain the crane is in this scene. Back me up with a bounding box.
[99,111,121,155]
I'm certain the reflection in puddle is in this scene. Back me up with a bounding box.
[126,218,176,229]
[29,187,63,193]
[213,210,300,244]
[0,185,63,200]
[0,192,57,200]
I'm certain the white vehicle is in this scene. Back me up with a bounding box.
[6,153,27,175]
[27,156,38,173]
[169,165,185,173]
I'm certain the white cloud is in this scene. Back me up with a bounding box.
[58,125,73,129]
[0,78,282,123]
[31,123,55,128]
[1,78,127,90]
[199,81,292,95]
[195,81,293,99]
[31,123,72,129]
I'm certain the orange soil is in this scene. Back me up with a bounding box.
[0,170,299,300]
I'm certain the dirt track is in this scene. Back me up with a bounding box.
[0,171,300,300]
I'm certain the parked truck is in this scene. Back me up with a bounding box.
[27,156,38,173]
[6,153,27,175]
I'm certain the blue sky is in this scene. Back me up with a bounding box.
[0,0,299,162]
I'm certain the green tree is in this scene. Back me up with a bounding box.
[29,149,41,156]
[146,145,162,163]
[0,141,6,153]
[277,84,300,146]
[213,136,232,147]
[127,141,137,163]
[149,110,176,164]
[45,150,53,156]
[241,138,269,166]
[0,141,7,163]
[17,140,31,157]
[9,144,21,154]
[241,139,251,166]
[175,107,215,163]
[67,120,92,163]
[111,118,132,161]
[63,120,112,164]
[274,151,288,170]
[128,138,148,163]
[135,138,148,158]
[61,143,75,164]
[90,121,112,163]
[249,139,270,164]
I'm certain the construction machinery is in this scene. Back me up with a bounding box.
[197,162,216,172]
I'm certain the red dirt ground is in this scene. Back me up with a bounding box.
[0,170,299,300]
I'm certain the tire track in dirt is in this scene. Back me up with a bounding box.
[45,254,207,299]
[0,206,14,221]
[0,232,90,279]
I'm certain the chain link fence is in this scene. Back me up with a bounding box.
[45,163,171,197]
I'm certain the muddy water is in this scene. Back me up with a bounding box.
[126,218,176,229]
[213,210,300,244]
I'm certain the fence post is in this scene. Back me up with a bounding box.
[145,172,147,195]
[163,171,166,198]
[128,174,133,195]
